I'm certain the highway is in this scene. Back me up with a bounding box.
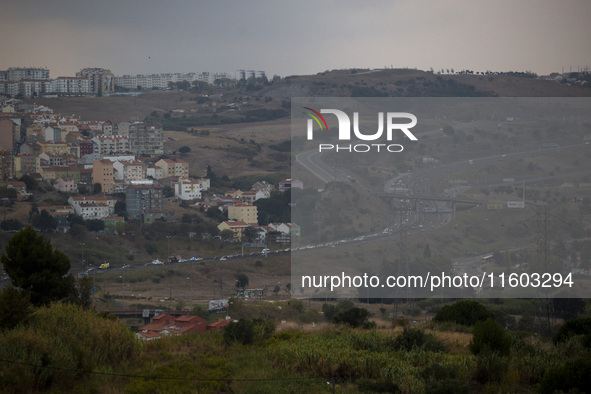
[294,135,591,251]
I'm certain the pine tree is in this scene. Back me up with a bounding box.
[1,227,75,306]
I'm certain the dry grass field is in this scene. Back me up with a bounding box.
[163,118,291,177]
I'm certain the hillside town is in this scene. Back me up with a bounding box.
[0,92,300,246]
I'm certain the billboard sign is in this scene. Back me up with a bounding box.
[208,299,228,312]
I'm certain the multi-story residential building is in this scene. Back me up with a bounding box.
[102,121,113,136]
[155,158,189,178]
[236,70,266,80]
[77,139,93,156]
[112,121,130,137]
[129,122,163,155]
[0,150,13,181]
[227,203,258,225]
[0,118,18,151]
[92,159,114,194]
[146,164,164,180]
[13,154,40,177]
[39,152,65,167]
[113,179,128,194]
[19,80,50,98]
[40,166,80,182]
[101,154,136,163]
[2,67,49,81]
[125,182,163,220]
[68,195,114,219]
[92,135,131,155]
[172,177,202,200]
[37,141,69,155]
[0,81,20,97]
[48,77,90,95]
[113,160,146,182]
[217,220,249,240]
[0,68,95,97]
[76,68,114,94]
[114,72,204,90]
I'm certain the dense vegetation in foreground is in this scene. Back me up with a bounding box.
[1,298,591,393]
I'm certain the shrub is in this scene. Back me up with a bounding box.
[394,328,447,352]
[433,300,494,326]
[539,358,591,394]
[322,300,355,321]
[469,318,511,356]
[0,303,140,392]
[553,317,591,345]
[333,307,371,328]
[223,318,274,345]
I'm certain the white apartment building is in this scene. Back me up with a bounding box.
[236,70,266,80]
[173,177,202,200]
[68,195,115,219]
[92,136,131,155]
[114,72,198,90]
[49,77,91,94]
[113,71,239,90]
[19,80,50,97]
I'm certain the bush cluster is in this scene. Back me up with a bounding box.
[0,303,140,392]
[433,300,495,326]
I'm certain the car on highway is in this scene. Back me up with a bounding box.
[167,255,180,263]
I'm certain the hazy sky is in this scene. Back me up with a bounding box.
[1,0,590,78]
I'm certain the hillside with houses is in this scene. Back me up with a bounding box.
[0,98,302,252]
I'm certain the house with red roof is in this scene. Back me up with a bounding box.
[136,313,208,341]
